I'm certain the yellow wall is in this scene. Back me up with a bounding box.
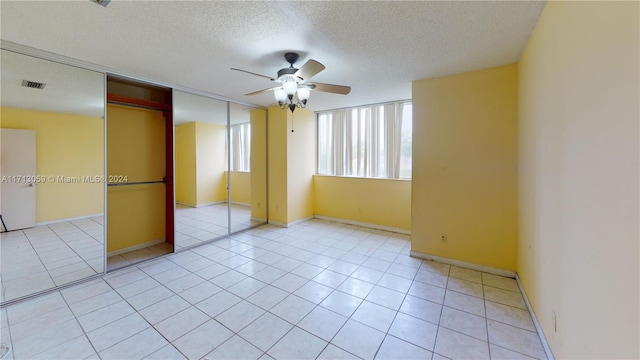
[174,121,227,207]
[314,176,411,231]
[107,104,165,252]
[286,107,315,223]
[250,109,267,221]
[267,106,288,224]
[229,171,251,205]
[195,122,227,205]
[175,122,197,206]
[0,107,104,222]
[411,64,518,271]
[517,2,639,358]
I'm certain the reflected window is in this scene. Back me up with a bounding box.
[230,122,251,172]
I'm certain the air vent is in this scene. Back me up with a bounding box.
[90,0,111,7]
[21,80,46,90]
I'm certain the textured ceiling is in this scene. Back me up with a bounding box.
[0,1,546,112]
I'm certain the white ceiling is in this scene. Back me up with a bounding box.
[0,0,546,112]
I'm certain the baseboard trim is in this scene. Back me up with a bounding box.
[230,201,251,207]
[250,217,267,223]
[409,250,516,278]
[313,215,411,235]
[107,239,166,257]
[35,213,104,227]
[516,274,556,360]
[267,216,314,228]
[177,201,226,208]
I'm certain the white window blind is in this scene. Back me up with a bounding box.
[230,122,251,172]
[317,102,412,179]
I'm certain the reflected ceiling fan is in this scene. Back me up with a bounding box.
[231,52,351,112]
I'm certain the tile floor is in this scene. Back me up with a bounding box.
[175,203,263,250]
[0,217,104,303]
[110,202,263,269]
[0,219,547,360]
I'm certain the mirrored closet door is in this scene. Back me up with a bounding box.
[173,91,268,250]
[173,91,230,250]
[0,49,106,304]
[228,103,267,233]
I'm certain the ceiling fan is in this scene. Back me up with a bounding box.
[231,52,351,112]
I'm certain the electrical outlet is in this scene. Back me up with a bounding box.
[440,234,447,243]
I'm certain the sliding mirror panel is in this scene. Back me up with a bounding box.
[173,90,229,250]
[0,49,106,303]
[229,103,267,233]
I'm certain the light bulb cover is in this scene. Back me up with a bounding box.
[297,87,310,101]
[274,88,286,104]
[282,80,298,96]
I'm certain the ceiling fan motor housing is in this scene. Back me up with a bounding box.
[277,67,298,81]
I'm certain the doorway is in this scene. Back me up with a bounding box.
[106,76,174,270]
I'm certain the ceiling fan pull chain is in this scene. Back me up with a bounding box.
[291,111,295,133]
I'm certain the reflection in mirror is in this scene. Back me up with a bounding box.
[0,49,105,303]
[229,103,267,233]
[173,91,229,250]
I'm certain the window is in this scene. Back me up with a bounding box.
[317,102,412,179]
[230,122,251,171]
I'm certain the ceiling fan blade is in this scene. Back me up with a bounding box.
[245,87,278,96]
[309,82,351,95]
[294,60,325,81]
[231,68,275,81]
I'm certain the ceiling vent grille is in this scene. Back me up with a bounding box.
[21,80,46,90]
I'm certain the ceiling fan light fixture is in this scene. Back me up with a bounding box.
[297,87,310,104]
[274,88,287,105]
[282,79,298,96]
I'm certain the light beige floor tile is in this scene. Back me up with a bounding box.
[154,307,210,341]
[444,290,486,317]
[337,277,375,299]
[377,273,412,293]
[408,281,446,304]
[86,313,149,351]
[99,327,168,360]
[239,312,293,351]
[205,335,263,360]
[246,285,289,310]
[352,301,397,332]
[399,295,442,325]
[440,306,488,341]
[172,319,233,360]
[320,290,363,317]
[487,320,546,359]
[447,277,484,298]
[484,286,526,309]
[489,344,538,359]
[138,295,191,325]
[317,344,360,360]
[331,320,386,359]
[482,273,520,292]
[267,327,327,360]
[366,286,406,310]
[143,344,187,360]
[388,312,438,351]
[375,335,433,359]
[485,300,536,332]
[449,266,482,284]
[434,327,490,360]
[77,300,135,333]
[215,300,265,332]
[293,281,333,304]
[298,306,348,341]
